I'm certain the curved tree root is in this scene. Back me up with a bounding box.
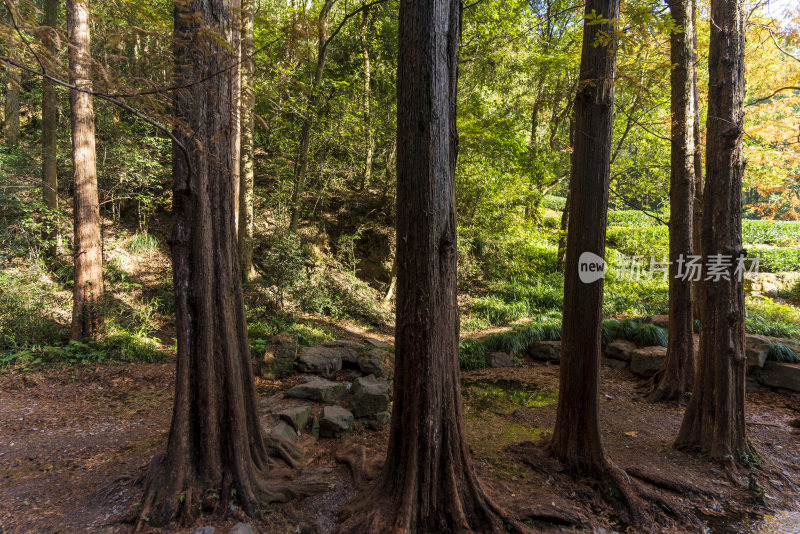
[335,444,381,488]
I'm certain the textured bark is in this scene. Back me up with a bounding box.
[238,0,256,281]
[67,0,103,340]
[550,0,636,513]
[674,0,750,461]
[42,0,59,258]
[649,0,696,403]
[4,42,20,146]
[136,1,297,527]
[358,3,374,191]
[338,0,523,530]
[691,3,703,322]
[231,2,242,236]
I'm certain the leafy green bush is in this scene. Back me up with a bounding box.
[767,342,799,363]
[605,226,669,260]
[257,231,309,305]
[631,323,668,347]
[616,319,643,341]
[0,270,70,349]
[748,246,800,273]
[542,195,567,211]
[606,210,660,227]
[742,220,800,246]
[295,270,387,325]
[602,319,622,345]
[458,338,487,370]
[124,232,160,255]
[470,296,528,326]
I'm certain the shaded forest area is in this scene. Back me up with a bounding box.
[1,0,800,532]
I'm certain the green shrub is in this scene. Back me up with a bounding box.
[124,232,159,255]
[483,330,527,355]
[606,210,660,227]
[747,246,800,273]
[470,296,528,326]
[602,319,622,345]
[742,220,800,246]
[616,319,642,341]
[542,195,567,211]
[294,270,386,325]
[767,342,799,363]
[0,271,70,349]
[258,231,308,305]
[605,226,669,260]
[459,338,487,370]
[631,323,668,347]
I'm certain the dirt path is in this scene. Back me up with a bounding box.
[1,360,799,533]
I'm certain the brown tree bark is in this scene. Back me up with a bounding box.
[691,1,703,322]
[648,0,696,403]
[338,0,523,530]
[550,0,642,519]
[42,0,60,259]
[231,1,242,236]
[674,0,751,461]
[136,1,297,527]
[358,2,374,191]
[67,0,103,340]
[238,0,256,281]
[4,42,20,146]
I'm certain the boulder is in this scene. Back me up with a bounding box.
[350,375,390,418]
[193,528,214,534]
[319,406,354,438]
[745,334,772,375]
[259,332,298,379]
[358,348,394,379]
[372,411,391,425]
[270,421,297,441]
[487,352,514,368]
[603,357,628,369]
[527,341,561,362]
[228,524,254,534]
[757,361,800,392]
[286,379,349,403]
[296,346,345,377]
[277,405,312,432]
[605,339,637,362]
[645,315,670,329]
[310,415,320,438]
[630,346,666,377]
[320,340,362,364]
[365,337,391,348]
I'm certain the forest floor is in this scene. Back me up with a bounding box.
[1,349,800,534]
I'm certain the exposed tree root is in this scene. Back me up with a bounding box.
[518,504,591,529]
[334,444,381,488]
[625,466,720,498]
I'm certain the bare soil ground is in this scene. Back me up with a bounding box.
[1,356,799,533]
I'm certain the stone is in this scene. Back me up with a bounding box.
[271,421,297,441]
[645,315,669,329]
[193,528,214,534]
[277,405,312,432]
[487,352,514,368]
[357,348,394,379]
[229,524,254,534]
[745,334,772,374]
[259,332,298,379]
[630,346,667,377]
[319,405,354,438]
[372,411,391,425]
[296,346,345,377]
[350,375,390,418]
[757,361,800,392]
[603,357,628,369]
[286,379,348,403]
[365,337,390,348]
[527,341,561,362]
[605,339,637,362]
[320,340,362,364]
[310,415,320,438]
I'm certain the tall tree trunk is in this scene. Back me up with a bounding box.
[231,4,242,236]
[648,0,696,403]
[550,0,641,519]
[556,116,575,268]
[691,2,703,322]
[42,0,60,259]
[137,0,297,527]
[238,0,256,281]
[67,0,103,340]
[4,42,20,146]
[674,0,750,461]
[358,3,374,191]
[339,0,523,530]
[288,0,336,232]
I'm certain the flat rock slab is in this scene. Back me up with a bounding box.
[366,337,391,348]
[277,405,312,432]
[630,346,666,377]
[296,346,348,377]
[271,421,298,441]
[757,361,800,392]
[358,348,394,379]
[487,352,514,368]
[645,315,669,329]
[527,341,561,362]
[320,405,354,438]
[605,339,637,362]
[350,375,390,417]
[320,340,363,364]
[286,379,349,403]
[229,524,254,534]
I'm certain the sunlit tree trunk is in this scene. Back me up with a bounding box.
[238,0,256,281]
[42,0,60,259]
[358,3,374,191]
[649,0,696,402]
[136,0,297,526]
[67,0,103,340]
[674,0,751,461]
[4,42,20,146]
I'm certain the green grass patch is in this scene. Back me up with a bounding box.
[767,342,799,363]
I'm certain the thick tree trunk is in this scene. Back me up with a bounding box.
[674,0,750,461]
[67,0,103,340]
[4,43,20,146]
[358,4,374,191]
[556,117,575,268]
[231,4,242,236]
[136,1,297,527]
[648,0,696,403]
[238,0,256,281]
[550,0,640,518]
[338,0,522,531]
[691,5,703,322]
[288,0,336,232]
[42,0,59,259]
